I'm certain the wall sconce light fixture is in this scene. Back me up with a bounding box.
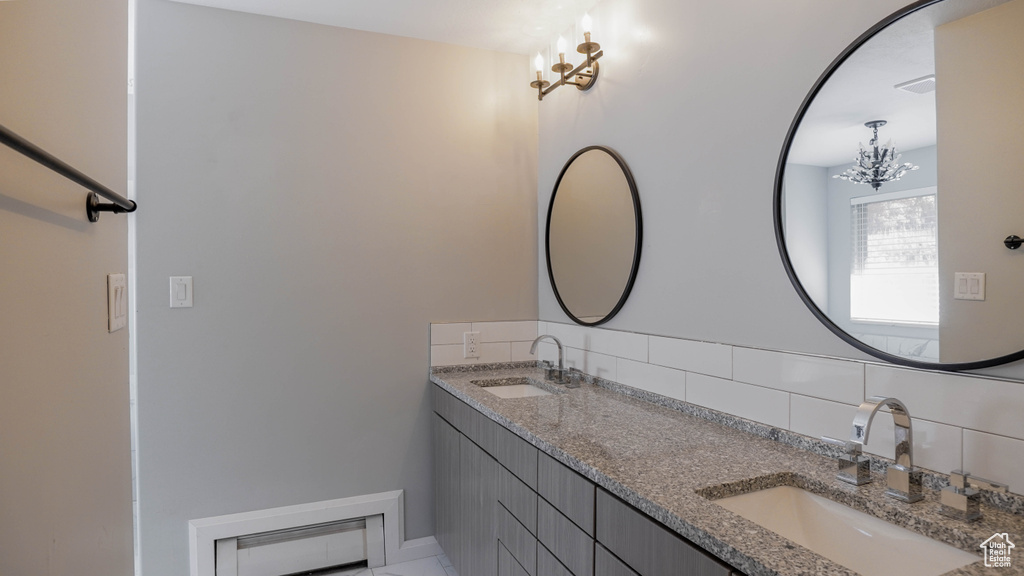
[530,14,603,101]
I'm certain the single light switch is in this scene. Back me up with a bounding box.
[170,276,193,308]
[953,272,985,301]
[107,273,127,332]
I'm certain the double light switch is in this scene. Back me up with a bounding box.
[953,272,985,301]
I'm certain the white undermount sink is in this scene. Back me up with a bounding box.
[715,485,978,576]
[470,377,555,398]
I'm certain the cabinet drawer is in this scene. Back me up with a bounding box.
[500,541,532,576]
[595,544,638,576]
[537,452,595,535]
[538,499,594,576]
[498,502,537,575]
[494,423,538,489]
[464,404,499,456]
[596,489,730,576]
[499,463,538,534]
[537,544,575,576]
[433,385,466,431]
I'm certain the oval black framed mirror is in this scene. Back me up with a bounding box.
[775,0,1024,370]
[546,146,642,326]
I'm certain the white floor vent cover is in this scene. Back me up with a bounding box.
[189,490,441,576]
[215,515,383,576]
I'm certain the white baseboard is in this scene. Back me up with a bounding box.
[188,490,439,576]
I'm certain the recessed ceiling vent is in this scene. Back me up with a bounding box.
[895,74,936,94]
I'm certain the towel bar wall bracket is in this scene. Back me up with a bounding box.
[0,122,137,223]
[87,192,136,222]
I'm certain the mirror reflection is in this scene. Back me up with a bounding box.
[780,0,1024,366]
[547,146,641,326]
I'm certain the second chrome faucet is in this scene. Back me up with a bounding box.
[824,395,923,503]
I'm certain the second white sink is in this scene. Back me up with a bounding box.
[715,485,978,576]
[471,377,554,398]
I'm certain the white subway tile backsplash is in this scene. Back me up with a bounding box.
[790,394,963,474]
[570,349,617,382]
[649,336,732,379]
[473,320,538,343]
[430,323,471,345]
[734,348,864,405]
[963,430,1024,494]
[686,373,790,430]
[616,358,685,401]
[542,322,588,350]
[585,328,648,362]
[430,342,510,366]
[511,341,537,362]
[435,318,1023,495]
[866,365,1024,441]
[789,395,858,442]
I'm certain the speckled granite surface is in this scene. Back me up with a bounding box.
[430,364,1024,576]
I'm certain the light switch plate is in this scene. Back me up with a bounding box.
[170,276,193,308]
[107,273,127,332]
[953,272,985,301]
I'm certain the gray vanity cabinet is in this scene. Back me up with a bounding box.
[596,489,732,576]
[434,386,539,576]
[434,385,741,576]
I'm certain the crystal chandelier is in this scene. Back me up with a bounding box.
[833,120,919,190]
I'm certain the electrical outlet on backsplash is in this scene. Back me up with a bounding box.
[429,319,1024,499]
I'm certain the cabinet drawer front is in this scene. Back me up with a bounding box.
[595,544,638,576]
[596,490,730,576]
[537,452,595,536]
[498,503,537,575]
[494,424,538,489]
[433,385,465,431]
[537,544,575,576]
[499,464,538,534]
[538,499,594,576]
[464,404,499,456]
[500,541,532,576]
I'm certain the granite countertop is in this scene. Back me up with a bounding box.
[429,363,1024,576]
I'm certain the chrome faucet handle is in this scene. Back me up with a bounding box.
[822,436,872,486]
[565,367,582,388]
[940,470,1008,522]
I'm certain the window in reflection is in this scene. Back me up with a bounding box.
[850,189,938,326]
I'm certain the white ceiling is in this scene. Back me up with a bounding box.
[167,0,601,55]
[788,0,1011,168]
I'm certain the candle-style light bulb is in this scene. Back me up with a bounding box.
[535,53,544,73]
[581,13,592,34]
[557,36,567,56]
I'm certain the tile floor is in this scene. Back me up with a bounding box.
[328,553,457,576]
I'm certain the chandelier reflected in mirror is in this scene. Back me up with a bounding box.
[833,120,919,190]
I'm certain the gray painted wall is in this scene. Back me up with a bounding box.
[535,0,1024,380]
[134,1,538,574]
[0,0,134,574]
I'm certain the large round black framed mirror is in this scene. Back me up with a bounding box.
[775,0,1024,370]
[546,146,642,326]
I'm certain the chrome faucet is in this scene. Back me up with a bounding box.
[530,334,567,384]
[849,396,923,503]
